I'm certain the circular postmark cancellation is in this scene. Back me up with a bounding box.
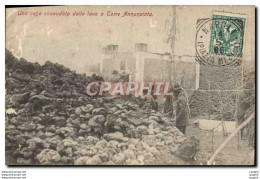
[195,15,246,67]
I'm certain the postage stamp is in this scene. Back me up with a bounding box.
[209,14,246,57]
[195,12,247,66]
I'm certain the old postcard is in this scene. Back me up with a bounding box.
[5,5,255,165]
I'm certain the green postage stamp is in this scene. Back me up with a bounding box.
[209,13,246,58]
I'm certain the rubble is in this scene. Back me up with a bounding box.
[175,136,200,161]
[5,49,199,165]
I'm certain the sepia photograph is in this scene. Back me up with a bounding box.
[5,5,255,166]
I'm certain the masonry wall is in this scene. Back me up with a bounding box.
[101,51,200,91]
[190,65,243,119]
[101,56,115,81]
[143,58,164,81]
[199,65,242,90]
[172,61,198,90]
[101,53,136,81]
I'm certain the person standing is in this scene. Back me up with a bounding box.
[174,84,189,135]
[237,89,252,140]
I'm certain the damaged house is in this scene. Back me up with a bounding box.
[100,43,200,90]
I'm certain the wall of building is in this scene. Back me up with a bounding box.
[100,44,200,90]
[101,52,136,81]
[199,65,242,90]
[172,61,199,90]
[101,55,115,81]
[135,51,172,82]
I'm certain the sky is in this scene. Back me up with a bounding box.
[6,6,173,73]
[6,6,255,73]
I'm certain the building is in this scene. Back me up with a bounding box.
[100,43,200,90]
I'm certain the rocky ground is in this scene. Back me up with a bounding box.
[5,49,199,165]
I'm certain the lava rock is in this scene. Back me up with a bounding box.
[36,149,61,165]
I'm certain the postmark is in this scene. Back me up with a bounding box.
[195,13,246,66]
